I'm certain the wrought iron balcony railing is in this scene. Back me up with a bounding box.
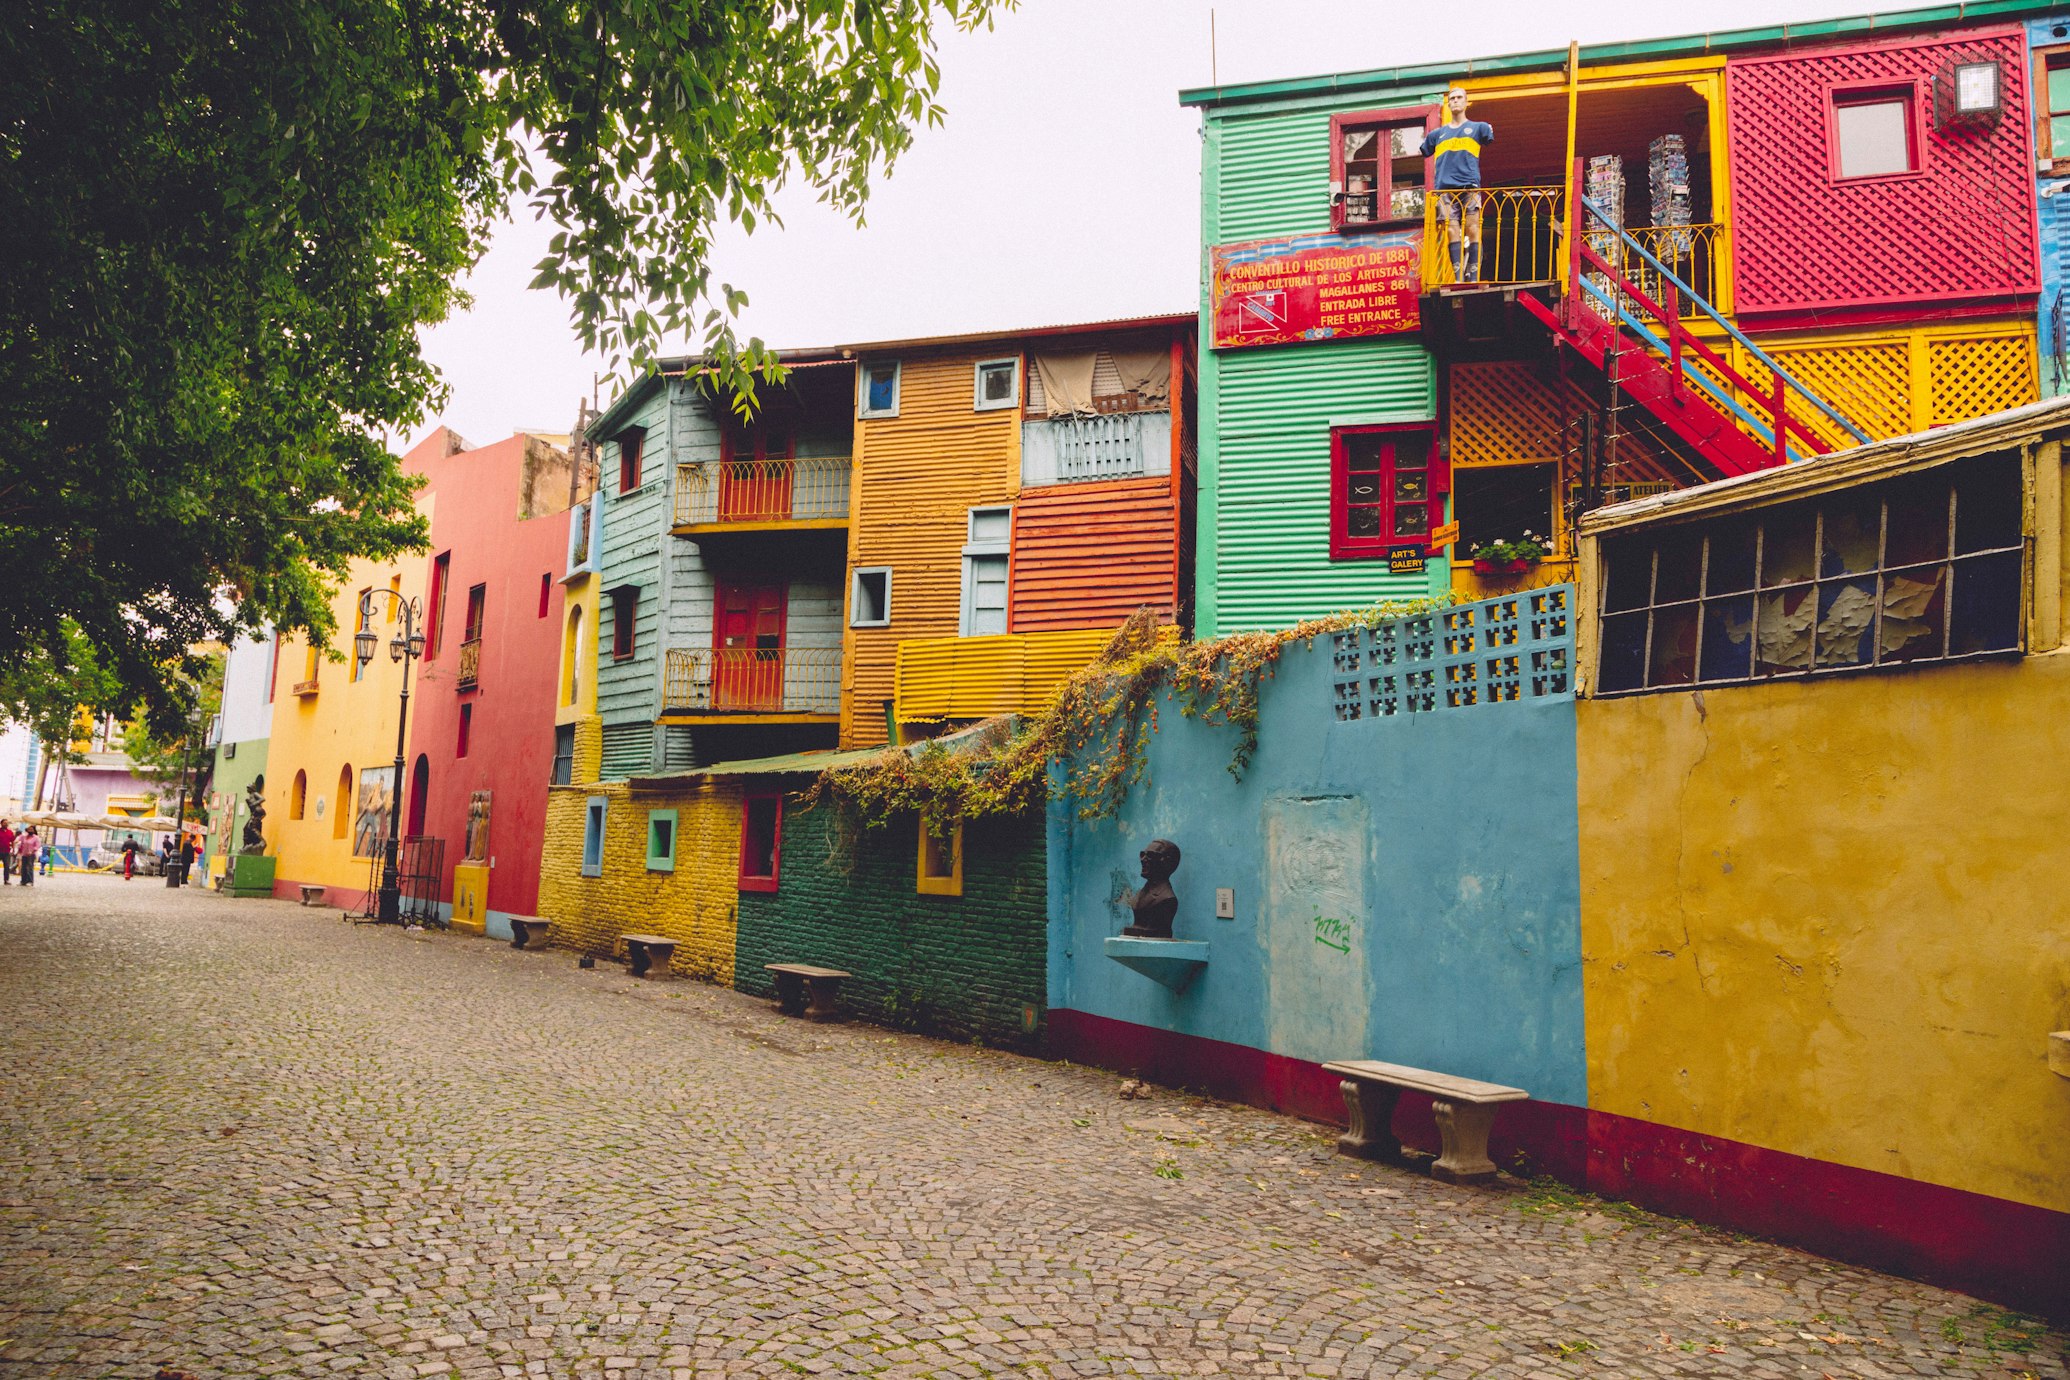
[661,646,842,715]
[1421,186,1564,290]
[673,457,852,527]
[457,637,482,689]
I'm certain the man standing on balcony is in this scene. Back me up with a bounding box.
[1421,86,1494,284]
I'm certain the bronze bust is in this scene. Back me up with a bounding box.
[1122,839,1181,939]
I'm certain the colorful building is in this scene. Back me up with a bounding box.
[536,356,857,977]
[408,428,586,938]
[204,631,275,884]
[1184,5,2043,636]
[842,317,1197,746]
[1045,396,2070,1316]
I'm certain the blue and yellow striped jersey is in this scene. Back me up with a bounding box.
[1418,120,1494,189]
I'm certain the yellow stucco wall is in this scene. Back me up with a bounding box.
[555,571,599,728]
[1578,653,2070,1214]
[264,553,426,896]
[536,760,742,985]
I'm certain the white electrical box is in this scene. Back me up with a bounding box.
[1214,887,1235,920]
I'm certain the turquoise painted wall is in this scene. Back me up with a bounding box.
[1046,599,1586,1105]
[2032,15,2070,398]
[1196,91,1451,637]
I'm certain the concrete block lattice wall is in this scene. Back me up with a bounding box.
[736,802,1047,1047]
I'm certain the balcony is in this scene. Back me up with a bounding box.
[457,637,481,689]
[660,647,842,721]
[673,457,851,532]
[1418,185,1724,317]
[1020,411,1173,487]
[291,679,319,698]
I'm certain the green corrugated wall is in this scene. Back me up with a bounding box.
[1197,98,1448,637]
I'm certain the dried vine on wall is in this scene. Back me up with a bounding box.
[805,599,1445,837]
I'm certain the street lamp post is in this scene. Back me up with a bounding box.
[355,590,426,924]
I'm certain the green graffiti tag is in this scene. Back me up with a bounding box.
[1313,915,1352,954]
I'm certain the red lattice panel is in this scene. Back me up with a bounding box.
[1726,29,2040,319]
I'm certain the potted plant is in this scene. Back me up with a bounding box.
[1469,531,1549,576]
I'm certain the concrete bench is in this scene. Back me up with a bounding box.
[764,963,852,1022]
[508,918,551,951]
[1323,1059,1529,1185]
[298,884,324,906]
[621,933,677,978]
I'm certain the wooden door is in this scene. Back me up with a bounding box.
[714,583,786,710]
[718,430,795,522]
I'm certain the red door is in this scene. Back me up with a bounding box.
[714,583,785,710]
[718,430,795,522]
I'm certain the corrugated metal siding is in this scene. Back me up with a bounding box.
[599,722,656,781]
[1009,477,1177,631]
[843,353,1020,747]
[595,388,676,728]
[1206,338,1438,636]
[894,626,1121,723]
[1212,108,1335,243]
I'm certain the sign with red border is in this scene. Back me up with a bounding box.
[1209,230,1421,350]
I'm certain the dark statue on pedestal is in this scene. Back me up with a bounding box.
[1121,839,1181,939]
[240,775,267,855]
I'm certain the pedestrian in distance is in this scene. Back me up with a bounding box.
[16,826,39,886]
[122,836,138,880]
[0,818,14,885]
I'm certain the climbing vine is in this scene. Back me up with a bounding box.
[804,599,1446,836]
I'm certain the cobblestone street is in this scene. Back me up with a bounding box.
[0,879,2061,1379]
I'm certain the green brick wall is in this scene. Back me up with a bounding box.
[735,799,1048,1048]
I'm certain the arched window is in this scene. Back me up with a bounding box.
[562,605,583,706]
[289,770,307,821]
[334,764,353,840]
[407,755,429,838]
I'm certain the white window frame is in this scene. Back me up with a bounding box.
[850,567,893,628]
[858,360,901,419]
[581,796,608,877]
[960,507,1013,636]
[973,357,1021,412]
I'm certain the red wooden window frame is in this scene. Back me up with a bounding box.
[268,631,283,702]
[1828,81,1924,183]
[737,792,782,893]
[538,572,551,618]
[617,426,647,493]
[426,552,450,658]
[610,586,637,661]
[456,702,472,759]
[462,584,486,644]
[1329,103,1438,233]
[1328,423,1447,561]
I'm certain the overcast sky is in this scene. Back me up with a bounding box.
[411,0,1884,448]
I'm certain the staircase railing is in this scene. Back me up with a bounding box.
[1565,171,1869,467]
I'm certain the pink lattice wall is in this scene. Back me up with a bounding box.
[1725,28,2040,322]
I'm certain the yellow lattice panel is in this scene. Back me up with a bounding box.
[1764,340,1911,448]
[1450,362,1565,466]
[1929,335,2037,428]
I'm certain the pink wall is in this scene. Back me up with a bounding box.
[1725,27,2040,326]
[404,430,572,922]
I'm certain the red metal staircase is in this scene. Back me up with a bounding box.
[1517,171,1870,480]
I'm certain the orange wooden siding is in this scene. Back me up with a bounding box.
[1008,476,1178,631]
[842,352,1020,748]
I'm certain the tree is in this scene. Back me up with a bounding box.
[124,650,226,826]
[0,0,998,728]
[0,621,126,808]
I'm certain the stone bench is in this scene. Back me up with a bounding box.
[1323,1059,1529,1185]
[298,884,324,906]
[508,918,551,951]
[621,933,677,978]
[764,963,852,1022]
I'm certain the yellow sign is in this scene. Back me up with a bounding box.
[1429,520,1461,548]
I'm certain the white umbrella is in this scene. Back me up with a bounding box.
[48,812,99,831]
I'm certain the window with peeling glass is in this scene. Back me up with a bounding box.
[1594,451,2023,694]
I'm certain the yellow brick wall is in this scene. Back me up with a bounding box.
[535,771,743,985]
[573,715,602,786]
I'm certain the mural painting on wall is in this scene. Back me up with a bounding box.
[1264,795,1371,1065]
[464,790,491,863]
[352,767,397,859]
[1210,230,1420,349]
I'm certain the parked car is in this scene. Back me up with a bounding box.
[88,834,163,875]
